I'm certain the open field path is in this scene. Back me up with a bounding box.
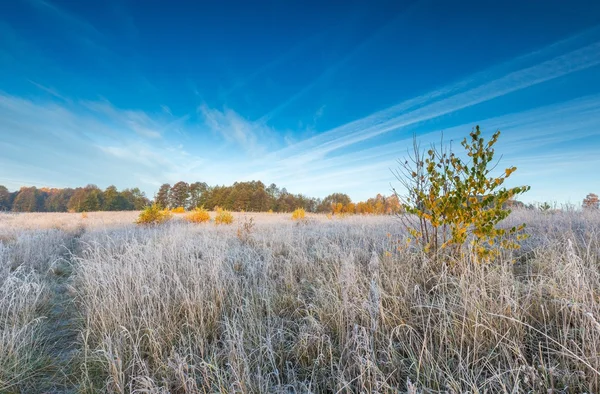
[34,232,82,394]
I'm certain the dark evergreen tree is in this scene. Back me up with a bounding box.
[103,186,133,211]
[189,182,208,209]
[81,185,102,212]
[122,188,149,210]
[44,188,74,212]
[266,183,279,200]
[155,184,171,209]
[103,186,122,211]
[170,181,190,209]
[68,185,103,212]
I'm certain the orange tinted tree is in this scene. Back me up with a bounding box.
[583,193,599,210]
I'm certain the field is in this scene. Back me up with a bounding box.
[0,210,599,393]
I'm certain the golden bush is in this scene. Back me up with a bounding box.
[291,208,306,220]
[136,204,173,225]
[171,206,186,213]
[185,207,210,224]
[214,207,234,225]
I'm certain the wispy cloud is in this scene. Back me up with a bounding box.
[1,6,599,206]
[242,93,600,200]
[225,27,600,202]
[0,92,210,192]
[83,100,167,139]
[0,87,290,195]
[199,104,275,154]
[267,29,600,167]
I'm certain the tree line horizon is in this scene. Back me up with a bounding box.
[0,181,403,214]
[1,181,596,214]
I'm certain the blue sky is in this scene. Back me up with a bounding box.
[1,0,599,204]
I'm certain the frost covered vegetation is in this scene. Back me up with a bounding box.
[0,210,598,393]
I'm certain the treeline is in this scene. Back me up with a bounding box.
[0,185,149,212]
[154,181,401,214]
[0,181,402,214]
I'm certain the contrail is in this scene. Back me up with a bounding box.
[250,94,600,183]
[280,40,600,166]
[265,25,600,165]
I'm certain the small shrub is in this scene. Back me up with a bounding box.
[394,126,530,262]
[268,209,274,214]
[171,206,186,213]
[185,207,210,224]
[291,208,306,220]
[214,207,234,225]
[81,211,88,219]
[237,216,255,243]
[136,204,172,225]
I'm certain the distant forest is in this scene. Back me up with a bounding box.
[0,181,402,214]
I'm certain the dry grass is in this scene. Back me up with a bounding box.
[0,211,140,234]
[0,266,47,392]
[1,210,599,392]
[0,211,330,234]
[0,229,74,392]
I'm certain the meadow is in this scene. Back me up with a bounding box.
[0,209,599,393]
